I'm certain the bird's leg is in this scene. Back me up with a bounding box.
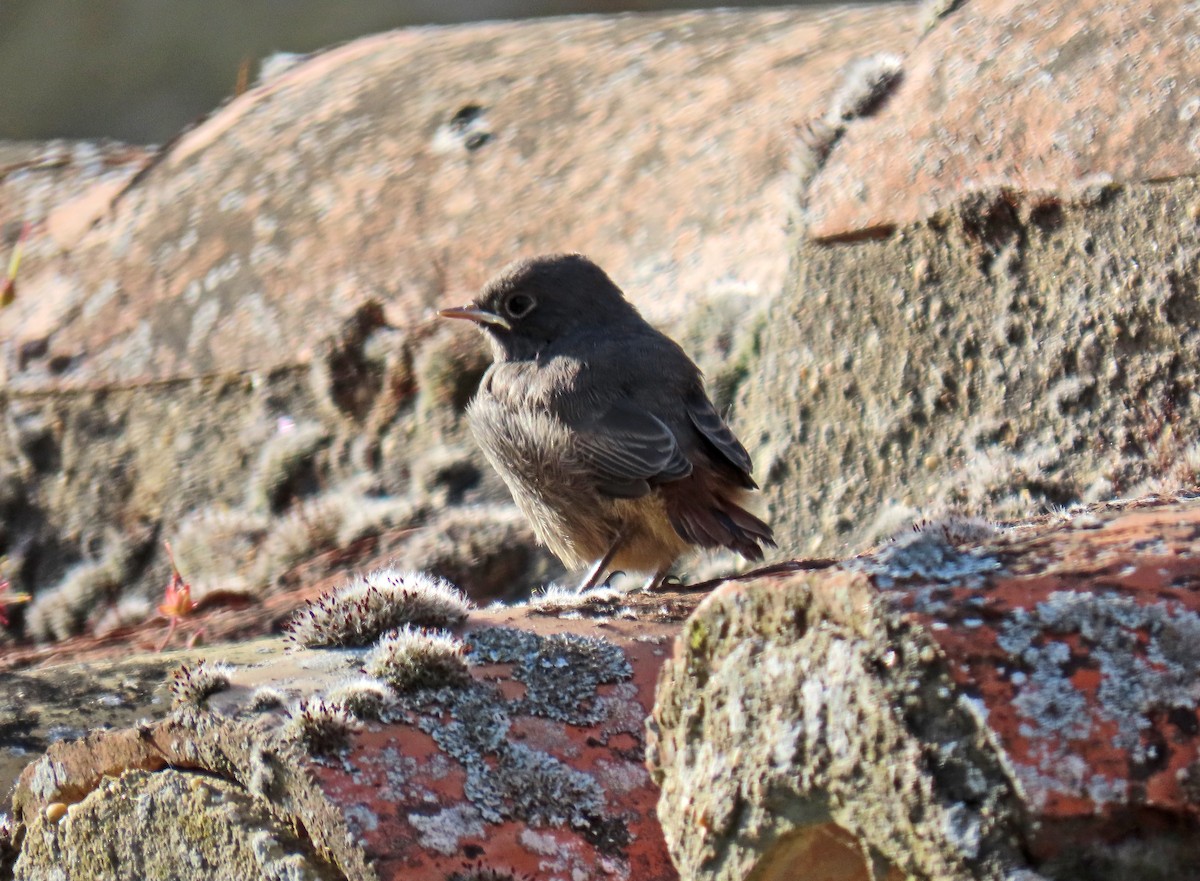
[640,566,673,592]
[578,536,624,592]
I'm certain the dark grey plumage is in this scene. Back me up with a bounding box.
[439,253,774,589]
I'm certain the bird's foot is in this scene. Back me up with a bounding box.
[598,570,626,590]
[636,568,676,593]
[576,568,626,593]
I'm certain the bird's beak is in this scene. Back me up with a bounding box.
[437,305,512,331]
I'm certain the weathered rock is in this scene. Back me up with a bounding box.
[805,0,1200,240]
[16,768,345,881]
[749,174,1200,558]
[0,637,287,831]
[8,587,702,880]
[3,5,918,385]
[1,370,323,613]
[648,495,1200,881]
[747,0,1200,559]
[0,140,150,253]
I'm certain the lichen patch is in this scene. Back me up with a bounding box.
[996,590,1200,810]
[847,523,1004,588]
[356,626,640,859]
[407,803,486,855]
[466,627,633,725]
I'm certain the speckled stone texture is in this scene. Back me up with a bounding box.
[751,174,1200,560]
[648,496,1200,881]
[15,768,344,881]
[8,589,702,880]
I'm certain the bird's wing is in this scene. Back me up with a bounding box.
[686,391,757,488]
[572,400,693,498]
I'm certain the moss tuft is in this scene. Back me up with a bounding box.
[363,626,471,692]
[286,568,470,649]
[326,676,395,720]
[170,661,236,708]
[280,698,357,755]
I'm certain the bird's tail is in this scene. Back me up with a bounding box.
[713,502,776,561]
[665,480,775,562]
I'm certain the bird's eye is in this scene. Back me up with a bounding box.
[503,292,536,318]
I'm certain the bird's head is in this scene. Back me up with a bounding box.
[438,254,641,361]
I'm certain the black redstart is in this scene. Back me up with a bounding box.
[438,254,774,590]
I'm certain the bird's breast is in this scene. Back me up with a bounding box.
[468,379,580,492]
[468,374,617,567]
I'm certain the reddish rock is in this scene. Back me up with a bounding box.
[884,497,1200,858]
[806,0,1200,239]
[0,140,150,358]
[650,496,1200,880]
[9,588,702,880]
[0,140,150,244]
[0,5,918,387]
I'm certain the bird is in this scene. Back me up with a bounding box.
[438,254,774,591]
